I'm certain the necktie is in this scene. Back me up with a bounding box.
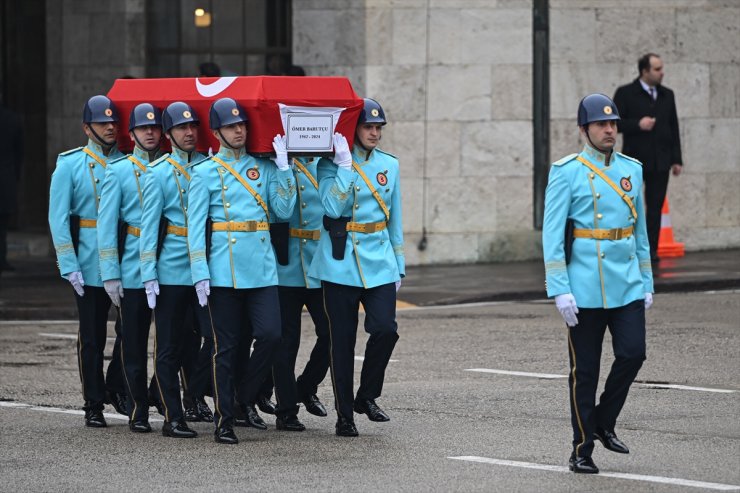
[650,87,657,100]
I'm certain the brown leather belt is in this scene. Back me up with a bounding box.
[346,221,387,234]
[289,228,321,240]
[79,219,97,228]
[166,225,188,236]
[573,226,634,240]
[212,221,270,232]
[126,225,141,237]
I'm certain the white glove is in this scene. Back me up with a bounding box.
[271,134,289,171]
[555,293,579,327]
[332,133,352,171]
[144,279,160,309]
[195,279,210,307]
[104,279,124,307]
[68,271,85,297]
[644,292,653,310]
[395,280,401,292]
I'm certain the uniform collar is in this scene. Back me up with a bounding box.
[132,145,160,163]
[169,145,193,163]
[581,144,614,166]
[352,146,374,164]
[86,139,114,158]
[216,146,246,161]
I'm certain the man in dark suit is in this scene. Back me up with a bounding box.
[613,53,683,262]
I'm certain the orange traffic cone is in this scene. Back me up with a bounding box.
[657,198,684,257]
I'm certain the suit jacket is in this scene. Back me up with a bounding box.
[613,78,682,172]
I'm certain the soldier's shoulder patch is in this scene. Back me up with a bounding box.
[59,146,84,157]
[148,154,169,168]
[617,152,643,166]
[552,153,578,167]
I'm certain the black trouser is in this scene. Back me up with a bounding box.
[120,288,153,422]
[105,316,126,396]
[322,281,399,420]
[643,169,671,260]
[567,299,646,458]
[208,286,281,428]
[0,213,8,268]
[73,286,113,412]
[151,285,194,423]
[181,293,213,408]
[272,286,330,418]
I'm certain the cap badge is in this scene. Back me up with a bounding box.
[370,108,379,117]
[231,108,240,116]
[104,108,113,117]
[146,112,155,120]
[183,110,191,118]
[603,106,613,115]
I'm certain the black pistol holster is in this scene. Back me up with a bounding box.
[205,218,213,262]
[564,218,575,265]
[70,214,81,255]
[156,216,168,260]
[270,222,290,266]
[323,215,351,260]
[117,220,128,263]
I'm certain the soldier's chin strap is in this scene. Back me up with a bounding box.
[168,133,193,162]
[217,129,240,151]
[132,129,161,155]
[88,125,116,149]
[584,125,613,161]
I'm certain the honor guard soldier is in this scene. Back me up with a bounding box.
[186,97,296,444]
[139,102,207,438]
[542,93,654,474]
[308,98,405,437]
[269,151,332,432]
[98,103,164,433]
[48,95,127,427]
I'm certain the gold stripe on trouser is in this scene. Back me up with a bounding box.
[152,310,171,422]
[206,304,223,428]
[79,219,97,228]
[567,328,587,457]
[127,225,141,237]
[211,221,269,232]
[322,286,341,414]
[77,327,86,401]
[119,306,138,420]
[167,225,187,236]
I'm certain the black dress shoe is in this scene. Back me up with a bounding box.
[234,404,267,430]
[276,415,306,432]
[84,410,107,428]
[301,394,327,417]
[196,397,214,423]
[256,396,277,415]
[110,393,128,416]
[214,425,238,444]
[336,416,359,437]
[162,419,198,438]
[353,398,390,422]
[594,428,630,454]
[129,419,152,433]
[569,453,599,474]
[184,405,200,422]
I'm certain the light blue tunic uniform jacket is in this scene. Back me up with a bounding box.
[273,157,323,289]
[140,147,205,286]
[542,144,654,309]
[48,140,124,287]
[97,146,161,289]
[187,147,296,288]
[308,147,405,289]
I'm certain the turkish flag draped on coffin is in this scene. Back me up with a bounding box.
[107,76,364,155]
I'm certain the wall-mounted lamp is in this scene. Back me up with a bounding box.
[194,8,211,27]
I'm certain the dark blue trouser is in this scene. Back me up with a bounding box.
[120,288,153,422]
[567,299,646,457]
[74,286,113,412]
[105,316,126,396]
[151,285,192,423]
[207,286,281,429]
[322,281,399,420]
[272,286,330,418]
[181,293,213,407]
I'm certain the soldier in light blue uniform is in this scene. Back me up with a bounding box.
[98,103,163,433]
[138,102,206,439]
[187,97,296,444]
[48,95,126,428]
[542,93,654,474]
[268,154,331,432]
[308,98,405,437]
